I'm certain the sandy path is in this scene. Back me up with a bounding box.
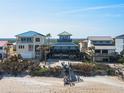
[0,76,124,93]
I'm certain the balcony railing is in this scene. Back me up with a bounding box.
[17,40,33,43]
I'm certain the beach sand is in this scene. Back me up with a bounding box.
[0,76,124,93]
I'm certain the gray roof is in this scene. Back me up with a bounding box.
[16,31,45,37]
[88,36,113,41]
[116,34,124,39]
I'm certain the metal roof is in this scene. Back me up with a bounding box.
[16,31,45,37]
[116,34,124,39]
[58,31,72,36]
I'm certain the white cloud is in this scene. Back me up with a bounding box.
[56,4,124,14]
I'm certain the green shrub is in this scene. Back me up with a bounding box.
[30,67,49,76]
[49,66,62,77]
[0,55,40,76]
[118,57,124,64]
[107,68,115,76]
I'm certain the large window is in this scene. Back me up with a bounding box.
[35,38,40,42]
[102,50,108,54]
[21,38,32,43]
[28,45,33,51]
[95,50,101,53]
[19,45,24,49]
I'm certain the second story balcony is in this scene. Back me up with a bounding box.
[16,37,33,43]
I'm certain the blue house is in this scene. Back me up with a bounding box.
[50,31,79,59]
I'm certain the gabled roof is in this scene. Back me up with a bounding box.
[58,31,72,36]
[116,34,124,39]
[16,31,45,37]
[0,41,8,47]
[88,36,113,41]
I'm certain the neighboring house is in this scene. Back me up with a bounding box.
[16,31,46,59]
[50,31,79,59]
[87,36,115,62]
[0,41,8,59]
[115,34,124,54]
[79,39,87,52]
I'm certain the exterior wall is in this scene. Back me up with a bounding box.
[33,35,46,45]
[16,44,35,59]
[87,40,92,47]
[79,42,87,52]
[115,39,124,54]
[79,42,83,52]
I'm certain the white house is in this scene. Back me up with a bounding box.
[0,41,8,59]
[115,34,124,54]
[16,31,46,59]
[87,36,115,62]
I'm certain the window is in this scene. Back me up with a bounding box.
[35,38,40,42]
[102,50,108,54]
[28,45,33,51]
[18,45,24,49]
[105,41,111,43]
[95,50,101,53]
[21,38,26,42]
[27,38,32,42]
[0,47,3,50]
[21,38,32,43]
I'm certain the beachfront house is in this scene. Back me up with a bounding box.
[0,41,8,59]
[50,31,80,59]
[87,36,115,62]
[16,31,46,59]
[115,34,124,54]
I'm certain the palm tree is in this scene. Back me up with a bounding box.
[88,46,95,62]
[4,45,10,58]
[46,33,51,45]
[40,45,50,65]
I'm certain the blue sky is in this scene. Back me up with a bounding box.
[0,0,124,38]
